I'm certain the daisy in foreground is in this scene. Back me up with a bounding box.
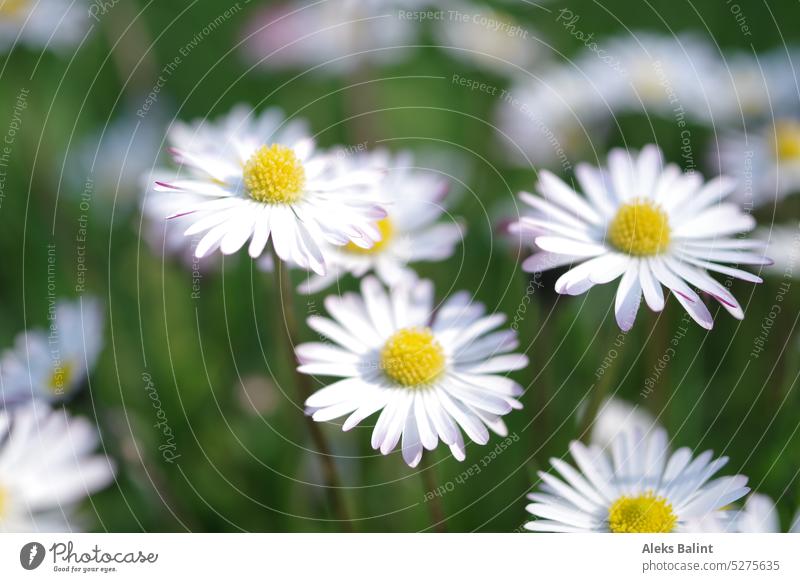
[296,150,463,294]
[525,427,750,533]
[0,404,115,532]
[0,298,103,407]
[511,144,769,330]
[298,276,527,467]
[153,105,386,274]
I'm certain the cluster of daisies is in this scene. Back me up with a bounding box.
[0,298,114,532]
[146,101,772,536]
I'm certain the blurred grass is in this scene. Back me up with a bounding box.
[0,0,798,532]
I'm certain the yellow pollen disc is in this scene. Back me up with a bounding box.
[380,327,445,387]
[608,199,671,256]
[608,492,677,533]
[49,361,74,396]
[345,217,394,255]
[774,120,800,161]
[243,144,306,204]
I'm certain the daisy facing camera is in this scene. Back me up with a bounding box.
[297,276,528,468]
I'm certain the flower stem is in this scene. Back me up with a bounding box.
[271,250,353,531]
[419,456,447,533]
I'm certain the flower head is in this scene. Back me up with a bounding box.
[511,144,769,330]
[0,404,115,532]
[525,426,750,532]
[295,150,463,293]
[298,276,528,467]
[0,298,103,407]
[0,0,87,53]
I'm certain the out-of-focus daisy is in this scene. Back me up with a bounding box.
[433,0,539,71]
[0,0,87,53]
[755,225,800,279]
[707,49,800,123]
[591,397,655,450]
[525,426,750,532]
[240,0,428,75]
[511,144,769,330]
[0,298,103,406]
[296,150,463,293]
[495,65,607,168]
[594,33,720,122]
[298,276,527,467]
[715,120,800,207]
[0,404,115,532]
[152,105,386,273]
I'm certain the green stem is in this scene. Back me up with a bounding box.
[419,456,447,533]
[271,250,353,531]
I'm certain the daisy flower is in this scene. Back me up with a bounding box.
[152,105,386,274]
[511,144,769,330]
[0,298,103,406]
[298,276,528,467]
[296,150,463,293]
[0,404,115,532]
[715,119,800,208]
[0,0,87,53]
[525,426,750,533]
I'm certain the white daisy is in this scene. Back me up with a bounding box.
[0,404,115,532]
[707,48,800,123]
[495,65,607,169]
[152,105,386,274]
[511,144,769,330]
[0,0,87,53]
[297,276,528,467]
[594,33,720,122]
[715,119,800,208]
[296,150,463,293]
[0,298,103,406]
[525,426,750,532]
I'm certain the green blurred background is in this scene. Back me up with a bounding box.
[1,0,799,532]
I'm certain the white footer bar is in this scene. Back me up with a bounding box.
[1,533,798,580]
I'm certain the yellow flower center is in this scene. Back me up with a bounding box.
[344,217,394,255]
[243,144,306,204]
[608,492,677,533]
[49,361,74,396]
[608,199,671,256]
[380,327,445,387]
[774,120,800,161]
[0,0,28,16]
